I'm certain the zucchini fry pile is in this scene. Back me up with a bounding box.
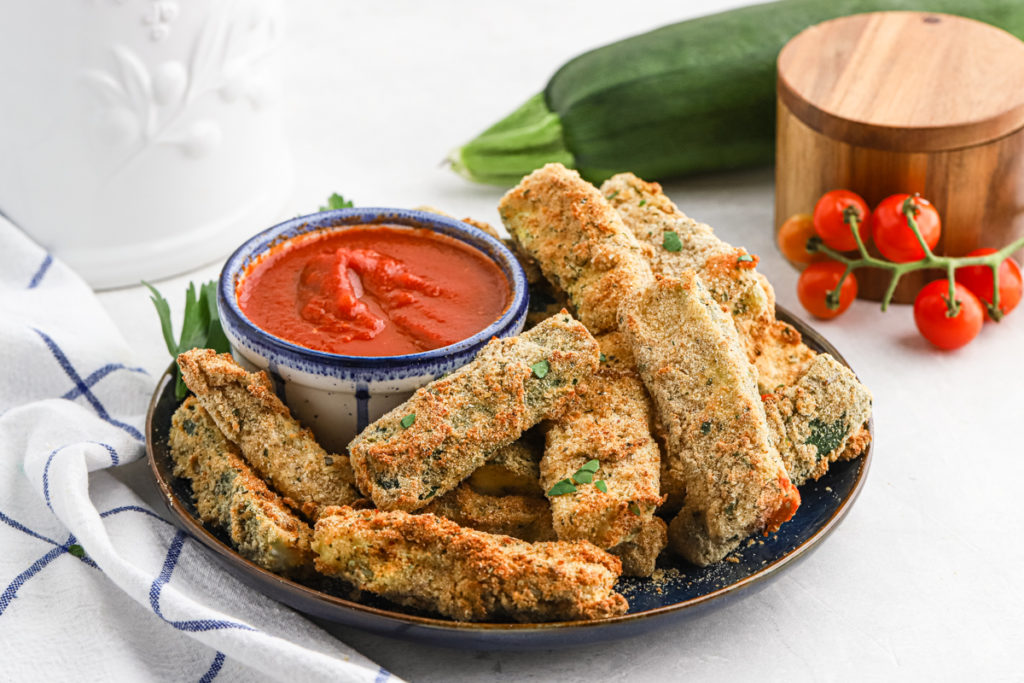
[169,163,871,623]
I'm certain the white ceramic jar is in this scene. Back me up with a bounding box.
[0,0,291,289]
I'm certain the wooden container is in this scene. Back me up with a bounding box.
[775,11,1024,302]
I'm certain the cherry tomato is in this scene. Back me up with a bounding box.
[954,248,1023,320]
[870,194,941,262]
[913,280,983,350]
[797,261,858,319]
[777,213,825,267]
[812,190,870,252]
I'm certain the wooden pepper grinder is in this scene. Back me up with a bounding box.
[775,11,1024,302]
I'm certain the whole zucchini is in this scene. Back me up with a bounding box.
[448,0,1024,185]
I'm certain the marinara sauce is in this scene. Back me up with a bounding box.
[237,226,510,356]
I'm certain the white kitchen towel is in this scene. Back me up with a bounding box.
[0,217,398,683]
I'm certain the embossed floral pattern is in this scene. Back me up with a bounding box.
[83,0,279,171]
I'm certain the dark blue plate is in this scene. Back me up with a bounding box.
[146,306,872,650]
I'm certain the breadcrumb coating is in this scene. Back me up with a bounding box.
[422,484,555,542]
[762,354,873,486]
[169,397,314,575]
[177,349,361,519]
[603,173,871,473]
[349,313,600,511]
[601,173,815,391]
[312,506,628,622]
[499,163,654,333]
[541,333,664,569]
[619,274,800,566]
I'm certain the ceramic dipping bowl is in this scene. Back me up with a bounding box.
[218,208,528,453]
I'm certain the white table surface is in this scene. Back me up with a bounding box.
[94,1,1024,680]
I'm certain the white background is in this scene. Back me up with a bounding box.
[97,1,1024,680]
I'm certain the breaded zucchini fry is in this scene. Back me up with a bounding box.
[177,349,361,519]
[601,173,814,390]
[763,354,873,486]
[169,397,313,575]
[540,333,665,573]
[609,516,667,578]
[467,439,544,497]
[349,313,599,512]
[619,274,800,566]
[603,173,872,473]
[422,484,555,542]
[499,163,653,333]
[312,506,628,622]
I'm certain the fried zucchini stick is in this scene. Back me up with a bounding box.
[169,397,313,575]
[619,274,800,566]
[177,349,361,519]
[603,173,872,468]
[499,163,653,333]
[601,173,813,390]
[763,354,873,486]
[609,516,667,578]
[312,506,628,622]
[349,313,599,512]
[540,332,664,575]
[422,485,555,542]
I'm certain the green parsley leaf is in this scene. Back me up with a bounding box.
[599,353,607,363]
[663,231,682,252]
[737,254,754,263]
[547,479,577,496]
[629,502,642,515]
[638,199,647,207]
[145,279,228,400]
[68,544,85,558]
[319,193,354,212]
[573,469,594,484]
[400,413,416,429]
[580,459,600,473]
[605,190,620,200]
[531,359,550,379]
[594,480,608,493]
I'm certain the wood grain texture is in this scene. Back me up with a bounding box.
[778,12,1024,152]
[775,12,1024,303]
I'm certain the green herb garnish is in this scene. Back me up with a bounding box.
[548,479,577,496]
[531,359,550,378]
[319,193,354,212]
[573,469,595,484]
[594,480,608,493]
[605,190,620,200]
[400,413,416,429]
[737,254,754,263]
[663,230,682,252]
[701,421,712,435]
[638,199,647,207]
[68,544,85,558]
[579,459,600,473]
[599,353,607,363]
[145,280,230,400]
[629,502,642,515]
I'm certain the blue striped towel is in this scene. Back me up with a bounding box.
[0,217,398,682]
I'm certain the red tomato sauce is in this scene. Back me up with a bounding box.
[237,226,510,356]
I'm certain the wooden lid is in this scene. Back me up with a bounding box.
[777,12,1024,152]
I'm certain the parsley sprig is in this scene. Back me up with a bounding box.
[319,193,354,212]
[547,459,608,497]
[144,280,230,399]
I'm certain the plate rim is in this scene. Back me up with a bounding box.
[145,305,873,635]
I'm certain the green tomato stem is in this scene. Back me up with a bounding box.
[808,216,1024,319]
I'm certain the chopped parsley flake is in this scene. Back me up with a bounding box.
[629,502,642,515]
[68,544,85,558]
[663,231,682,252]
[605,190,620,200]
[400,413,416,429]
[599,353,607,363]
[737,254,754,263]
[580,459,600,473]
[573,469,594,484]
[531,360,550,378]
[547,479,577,496]
[594,480,608,493]
[638,199,647,207]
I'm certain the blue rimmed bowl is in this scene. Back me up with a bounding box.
[218,208,528,453]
